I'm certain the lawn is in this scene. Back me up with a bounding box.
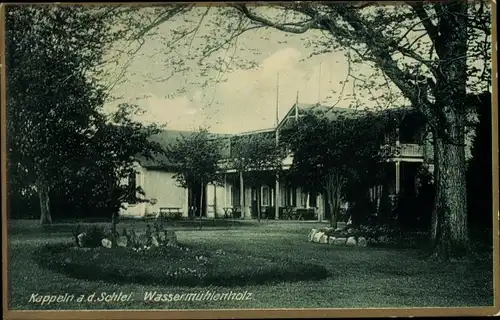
[7,219,494,310]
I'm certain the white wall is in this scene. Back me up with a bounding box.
[119,165,188,218]
[143,170,187,217]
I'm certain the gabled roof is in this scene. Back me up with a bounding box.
[277,102,418,130]
[137,102,420,169]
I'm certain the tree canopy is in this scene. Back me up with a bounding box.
[280,108,390,226]
[165,128,224,189]
[6,6,164,224]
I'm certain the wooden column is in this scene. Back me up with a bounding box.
[223,174,227,207]
[239,171,245,218]
[317,194,323,222]
[204,183,208,217]
[183,187,189,217]
[395,161,401,194]
[275,174,280,219]
[213,184,217,218]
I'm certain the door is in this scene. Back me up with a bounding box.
[251,188,258,218]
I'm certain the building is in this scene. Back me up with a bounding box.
[119,102,433,221]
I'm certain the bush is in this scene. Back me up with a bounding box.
[295,208,316,220]
[317,224,427,249]
[34,242,329,287]
[347,195,376,226]
[71,225,108,248]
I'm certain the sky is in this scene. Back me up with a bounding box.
[101,5,407,134]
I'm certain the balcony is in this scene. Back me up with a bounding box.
[381,143,433,160]
[217,153,294,173]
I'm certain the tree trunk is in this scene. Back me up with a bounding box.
[430,129,440,244]
[257,187,261,223]
[37,180,52,225]
[199,182,204,229]
[326,171,343,228]
[432,131,469,258]
[108,177,118,247]
[430,1,469,259]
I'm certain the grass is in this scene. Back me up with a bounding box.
[7,219,495,310]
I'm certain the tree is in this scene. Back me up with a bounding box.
[83,103,164,239]
[230,133,285,222]
[6,6,163,226]
[231,2,490,258]
[165,128,224,228]
[6,6,115,224]
[111,1,491,257]
[280,108,388,228]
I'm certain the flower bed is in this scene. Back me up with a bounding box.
[35,225,329,287]
[308,224,428,248]
[308,227,368,247]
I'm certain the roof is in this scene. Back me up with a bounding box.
[137,102,421,169]
[136,130,232,169]
[277,102,416,131]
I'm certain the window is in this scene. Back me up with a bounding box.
[231,187,240,207]
[300,192,307,207]
[225,186,232,206]
[284,186,296,206]
[309,192,317,208]
[261,186,270,206]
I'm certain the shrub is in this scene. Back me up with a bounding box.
[71,225,108,248]
[295,208,316,220]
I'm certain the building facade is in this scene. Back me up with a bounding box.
[119,103,433,221]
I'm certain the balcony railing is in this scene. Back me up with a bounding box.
[219,143,434,173]
[381,143,433,159]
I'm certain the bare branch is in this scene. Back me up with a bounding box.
[233,4,316,34]
[409,4,443,58]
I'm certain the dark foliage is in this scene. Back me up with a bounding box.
[466,92,492,241]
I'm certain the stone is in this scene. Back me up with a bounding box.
[138,233,149,246]
[378,235,388,243]
[334,237,347,245]
[357,236,368,247]
[319,234,328,244]
[323,227,334,232]
[101,238,112,248]
[313,232,324,243]
[151,236,159,247]
[346,236,357,246]
[328,236,336,245]
[166,231,178,245]
[117,236,128,248]
[77,232,86,247]
[308,228,318,242]
[347,228,355,234]
[334,228,343,232]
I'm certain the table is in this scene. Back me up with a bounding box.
[281,206,295,220]
[293,209,305,220]
[222,206,242,219]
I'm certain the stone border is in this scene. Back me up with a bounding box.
[308,228,367,247]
